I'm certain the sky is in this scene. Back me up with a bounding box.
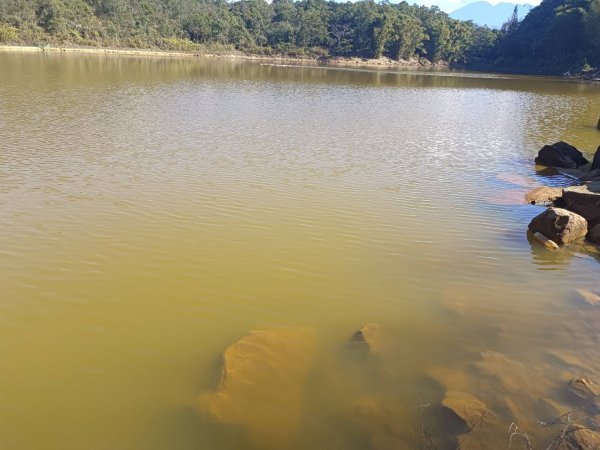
[408,0,541,13]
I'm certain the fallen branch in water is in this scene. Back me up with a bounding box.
[508,423,533,450]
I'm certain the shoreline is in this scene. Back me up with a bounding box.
[0,44,446,70]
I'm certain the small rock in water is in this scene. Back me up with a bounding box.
[535,142,589,169]
[441,391,496,428]
[528,207,588,245]
[349,323,381,353]
[526,186,563,205]
[576,289,600,306]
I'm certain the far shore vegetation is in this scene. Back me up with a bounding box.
[0,0,598,75]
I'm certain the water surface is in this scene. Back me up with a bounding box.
[1,53,600,449]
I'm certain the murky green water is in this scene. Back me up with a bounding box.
[1,52,600,450]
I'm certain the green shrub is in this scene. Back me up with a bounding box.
[0,24,19,42]
[159,37,201,51]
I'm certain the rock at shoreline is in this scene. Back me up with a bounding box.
[526,186,563,205]
[557,167,600,182]
[562,182,600,223]
[349,323,381,353]
[593,146,600,171]
[528,207,588,245]
[198,327,316,447]
[588,223,600,244]
[535,142,589,169]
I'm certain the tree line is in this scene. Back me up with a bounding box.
[0,0,598,73]
[491,0,600,74]
[0,0,498,62]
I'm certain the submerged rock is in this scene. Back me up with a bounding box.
[442,391,495,428]
[347,396,412,449]
[443,391,504,450]
[496,173,539,188]
[535,142,589,169]
[566,378,600,414]
[556,427,600,450]
[526,186,563,205]
[567,377,600,400]
[563,182,600,223]
[349,323,381,353]
[576,289,600,307]
[484,189,529,205]
[198,327,316,447]
[528,207,588,245]
[456,422,508,450]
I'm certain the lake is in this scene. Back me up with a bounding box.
[1,52,600,450]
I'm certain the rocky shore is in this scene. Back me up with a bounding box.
[527,141,600,249]
[0,44,445,69]
[564,69,600,82]
[197,323,600,449]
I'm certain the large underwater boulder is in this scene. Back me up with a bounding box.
[199,327,316,448]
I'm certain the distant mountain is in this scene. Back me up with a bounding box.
[450,2,533,28]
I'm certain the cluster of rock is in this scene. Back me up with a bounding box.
[197,323,600,449]
[528,141,600,249]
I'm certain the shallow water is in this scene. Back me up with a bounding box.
[1,53,600,450]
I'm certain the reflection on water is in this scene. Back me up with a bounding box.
[1,52,600,450]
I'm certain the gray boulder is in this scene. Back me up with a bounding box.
[528,207,588,245]
[535,142,589,168]
[562,181,600,223]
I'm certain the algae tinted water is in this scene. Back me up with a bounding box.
[1,52,600,449]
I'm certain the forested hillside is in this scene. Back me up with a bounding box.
[0,0,598,74]
[491,0,600,73]
[0,0,498,62]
